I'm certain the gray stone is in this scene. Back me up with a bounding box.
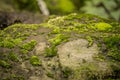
[58,39,99,69]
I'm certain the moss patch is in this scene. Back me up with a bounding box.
[103,35,120,61]
[20,40,37,51]
[49,34,69,46]
[0,60,11,68]
[30,56,42,66]
[44,45,57,57]
[42,13,117,34]
[8,52,19,62]
[95,22,112,31]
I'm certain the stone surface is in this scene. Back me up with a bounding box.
[58,39,99,68]
[35,42,47,55]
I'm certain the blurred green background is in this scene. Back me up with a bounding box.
[0,0,120,21]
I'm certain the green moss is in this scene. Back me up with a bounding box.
[4,24,40,31]
[49,34,69,46]
[8,52,19,62]
[52,27,61,34]
[43,13,114,34]
[13,38,22,45]
[20,40,37,51]
[47,16,65,26]
[1,24,41,40]
[9,74,25,80]
[64,13,105,21]
[20,49,29,54]
[62,67,73,78]
[86,36,93,47]
[0,37,22,49]
[45,46,57,57]
[74,63,110,80]
[30,56,42,66]
[93,54,105,62]
[0,60,11,68]
[0,39,15,48]
[45,33,69,57]
[95,22,112,31]
[103,35,120,61]
[46,72,54,78]
[0,23,40,49]
[47,13,106,26]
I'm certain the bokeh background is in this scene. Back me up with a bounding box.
[0,0,120,21]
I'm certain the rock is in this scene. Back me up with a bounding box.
[58,39,112,79]
[58,39,98,68]
[35,42,47,55]
[0,13,120,80]
[0,11,47,30]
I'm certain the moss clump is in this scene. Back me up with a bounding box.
[0,60,11,68]
[86,36,93,47]
[8,52,19,62]
[103,35,120,61]
[45,46,57,57]
[49,34,69,46]
[30,56,42,66]
[0,39,15,48]
[45,33,69,57]
[0,37,22,49]
[0,24,41,41]
[74,62,112,80]
[12,38,23,45]
[52,27,60,34]
[95,22,112,31]
[42,13,115,34]
[20,40,37,52]
[62,67,73,78]
[20,49,29,54]
[46,72,54,78]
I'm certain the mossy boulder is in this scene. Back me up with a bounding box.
[0,13,120,80]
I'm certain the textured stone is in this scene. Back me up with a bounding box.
[58,39,98,68]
